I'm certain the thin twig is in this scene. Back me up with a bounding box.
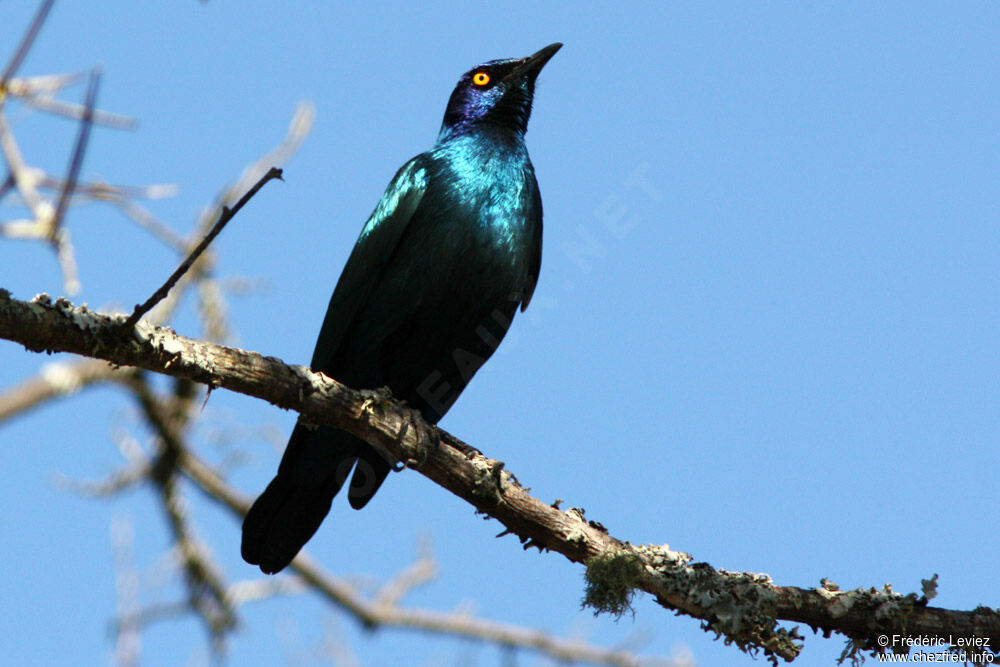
[0,171,14,200]
[51,68,100,239]
[36,177,177,201]
[110,601,192,635]
[0,113,45,215]
[122,167,283,329]
[0,0,57,91]
[52,226,80,294]
[227,576,308,605]
[19,93,138,129]
[111,199,188,251]
[111,515,142,667]
[55,463,150,497]
[0,357,120,422]
[4,71,84,97]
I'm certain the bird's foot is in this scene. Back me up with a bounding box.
[390,405,439,471]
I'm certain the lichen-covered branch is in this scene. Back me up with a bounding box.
[1,289,997,662]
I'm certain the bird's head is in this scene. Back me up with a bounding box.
[438,42,561,142]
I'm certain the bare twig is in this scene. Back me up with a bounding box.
[0,171,13,200]
[33,176,176,201]
[373,544,437,609]
[227,576,308,605]
[52,226,80,294]
[55,462,151,498]
[110,515,142,667]
[122,167,283,329]
[111,199,187,251]
[0,0,57,91]
[111,601,192,635]
[0,357,120,421]
[33,68,100,295]
[51,68,101,235]
[0,112,45,215]
[3,71,84,97]
[18,91,138,129]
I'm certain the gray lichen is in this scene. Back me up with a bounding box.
[920,573,938,602]
[586,545,803,663]
[469,456,505,503]
[582,551,646,620]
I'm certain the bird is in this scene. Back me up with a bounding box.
[242,43,562,574]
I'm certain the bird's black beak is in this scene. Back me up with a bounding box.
[505,42,562,83]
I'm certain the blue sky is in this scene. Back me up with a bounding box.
[2,2,998,665]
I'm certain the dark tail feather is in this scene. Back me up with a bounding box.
[241,423,361,574]
[348,447,392,509]
[241,468,351,573]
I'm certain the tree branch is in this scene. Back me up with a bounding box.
[1,289,997,662]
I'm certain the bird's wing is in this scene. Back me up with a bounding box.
[310,157,428,370]
[519,169,543,311]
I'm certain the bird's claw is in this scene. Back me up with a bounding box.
[393,405,438,470]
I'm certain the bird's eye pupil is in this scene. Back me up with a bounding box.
[473,72,490,86]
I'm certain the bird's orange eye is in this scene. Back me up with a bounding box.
[472,72,490,86]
